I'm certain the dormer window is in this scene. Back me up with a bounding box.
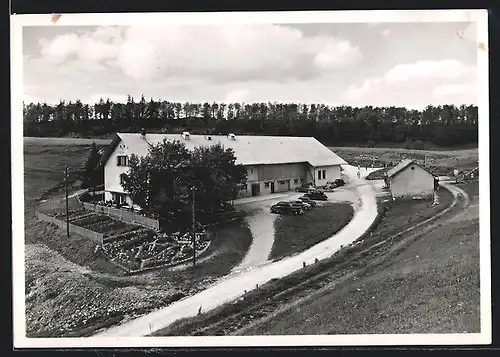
[117,155,128,166]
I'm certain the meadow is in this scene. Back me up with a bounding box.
[21,137,479,337]
[22,137,253,337]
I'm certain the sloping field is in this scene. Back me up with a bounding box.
[24,137,112,146]
[153,185,478,336]
[329,146,478,157]
[22,138,253,337]
[240,183,479,335]
[24,139,109,211]
[331,146,478,176]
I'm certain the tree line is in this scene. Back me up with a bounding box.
[23,95,478,147]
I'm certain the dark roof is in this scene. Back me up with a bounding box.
[386,159,435,179]
[96,133,123,169]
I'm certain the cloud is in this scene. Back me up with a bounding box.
[343,59,476,107]
[32,25,362,84]
[85,93,130,105]
[313,40,363,70]
[224,89,250,103]
[23,93,46,104]
[381,29,391,36]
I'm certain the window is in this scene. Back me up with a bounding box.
[322,170,326,179]
[264,182,270,188]
[120,174,126,185]
[318,171,321,180]
[293,179,299,184]
[117,155,128,166]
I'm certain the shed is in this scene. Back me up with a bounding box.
[386,159,436,200]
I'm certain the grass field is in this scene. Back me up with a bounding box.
[240,183,478,335]
[270,203,354,260]
[24,139,109,213]
[23,137,253,337]
[330,146,478,176]
[152,186,461,336]
[22,137,478,337]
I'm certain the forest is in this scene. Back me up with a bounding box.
[23,95,478,147]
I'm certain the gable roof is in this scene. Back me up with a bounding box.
[386,159,434,179]
[99,133,347,168]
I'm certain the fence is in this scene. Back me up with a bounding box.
[81,202,160,230]
[35,211,104,245]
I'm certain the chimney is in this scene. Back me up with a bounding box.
[228,133,236,141]
[182,131,191,140]
[140,128,146,139]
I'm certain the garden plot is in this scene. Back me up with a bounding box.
[44,208,214,273]
[102,228,211,272]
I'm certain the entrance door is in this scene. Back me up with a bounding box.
[270,182,275,193]
[251,183,260,197]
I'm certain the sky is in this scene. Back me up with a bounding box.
[22,21,477,109]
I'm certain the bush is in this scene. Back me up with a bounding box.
[413,140,425,150]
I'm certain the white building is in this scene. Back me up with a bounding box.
[386,159,436,199]
[98,132,347,205]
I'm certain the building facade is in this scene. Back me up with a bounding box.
[386,159,435,199]
[99,132,347,203]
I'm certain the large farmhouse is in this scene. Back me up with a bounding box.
[385,159,437,199]
[98,132,347,205]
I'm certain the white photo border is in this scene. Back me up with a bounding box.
[11,9,491,348]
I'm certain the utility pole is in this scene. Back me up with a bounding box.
[64,167,70,239]
[192,186,196,267]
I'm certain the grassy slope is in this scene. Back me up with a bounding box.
[23,138,478,336]
[242,183,479,335]
[331,146,478,176]
[152,187,456,336]
[23,139,253,337]
[270,203,354,260]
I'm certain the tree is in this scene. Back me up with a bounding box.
[122,139,247,231]
[122,139,191,216]
[22,96,479,148]
[81,142,103,189]
[185,143,247,212]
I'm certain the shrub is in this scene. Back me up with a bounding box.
[413,140,425,150]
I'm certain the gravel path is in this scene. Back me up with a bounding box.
[234,209,276,270]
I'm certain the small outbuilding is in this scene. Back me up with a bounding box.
[385,159,436,200]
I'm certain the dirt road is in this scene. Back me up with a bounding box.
[233,193,300,271]
[233,183,480,336]
[93,166,379,337]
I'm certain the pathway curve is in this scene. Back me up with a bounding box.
[93,165,379,338]
[233,192,301,271]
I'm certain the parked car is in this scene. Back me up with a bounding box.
[295,183,315,193]
[304,190,328,201]
[270,201,305,215]
[335,178,345,187]
[289,200,312,210]
[298,196,317,207]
